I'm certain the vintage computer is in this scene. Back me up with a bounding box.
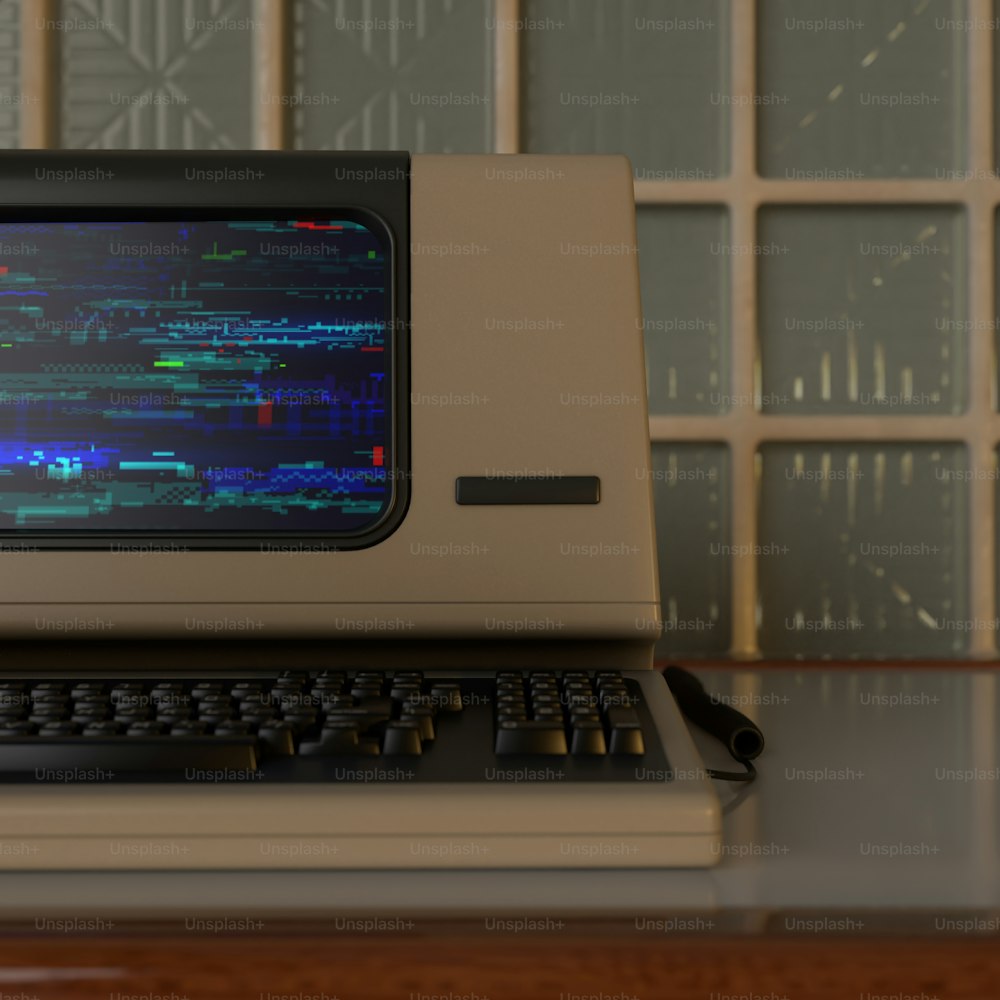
[0,151,721,869]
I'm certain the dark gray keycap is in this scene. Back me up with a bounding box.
[83,721,125,737]
[299,723,362,756]
[400,707,435,741]
[570,723,607,755]
[257,722,295,757]
[382,721,423,755]
[430,684,463,712]
[495,720,568,755]
[0,738,258,773]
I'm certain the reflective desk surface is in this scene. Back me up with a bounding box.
[0,666,997,922]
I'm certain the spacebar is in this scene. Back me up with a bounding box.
[0,738,258,774]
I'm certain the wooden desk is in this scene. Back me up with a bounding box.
[1,919,998,1000]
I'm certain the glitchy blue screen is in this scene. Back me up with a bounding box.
[0,217,392,534]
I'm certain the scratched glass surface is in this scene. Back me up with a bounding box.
[757,0,967,178]
[757,443,969,657]
[757,206,965,414]
[638,207,729,414]
[651,443,731,657]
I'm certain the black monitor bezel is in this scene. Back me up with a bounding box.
[0,152,411,551]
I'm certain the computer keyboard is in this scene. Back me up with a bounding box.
[0,670,670,783]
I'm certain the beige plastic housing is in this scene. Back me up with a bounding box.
[0,155,660,651]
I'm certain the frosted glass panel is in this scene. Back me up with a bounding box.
[758,443,969,657]
[758,0,967,178]
[638,207,729,414]
[758,206,965,414]
[651,444,731,657]
[521,0,729,178]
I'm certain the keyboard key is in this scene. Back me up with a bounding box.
[115,708,153,724]
[498,708,528,722]
[400,706,435,741]
[126,721,167,736]
[39,721,80,736]
[326,707,391,731]
[28,705,69,725]
[170,721,208,736]
[313,674,346,688]
[212,721,252,737]
[533,706,564,719]
[606,707,645,755]
[257,722,295,757]
[281,710,318,735]
[191,683,224,700]
[430,684,463,712]
[390,683,422,701]
[83,721,124,737]
[31,683,66,696]
[608,727,646,755]
[318,693,354,710]
[278,692,319,711]
[0,721,37,737]
[157,706,193,724]
[606,706,641,729]
[72,695,110,708]
[197,693,232,707]
[197,702,234,719]
[113,694,149,712]
[70,708,110,724]
[355,696,393,715]
[570,722,607,755]
[31,692,69,705]
[109,683,145,698]
[70,682,107,698]
[495,720,568,755]
[382,721,423,755]
[0,738,259,774]
[150,684,185,704]
[601,690,633,710]
[299,723,362,756]
[230,683,264,701]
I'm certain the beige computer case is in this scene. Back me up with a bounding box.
[0,155,660,655]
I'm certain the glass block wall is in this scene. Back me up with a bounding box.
[4,0,997,659]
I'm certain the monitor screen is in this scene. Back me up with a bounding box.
[0,213,396,544]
